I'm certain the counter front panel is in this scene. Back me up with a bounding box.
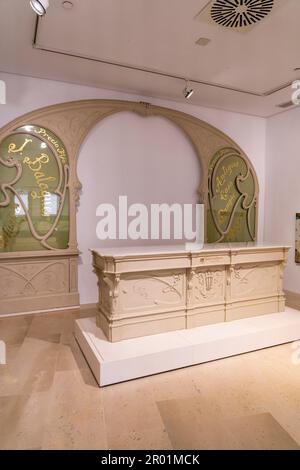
[92,244,290,342]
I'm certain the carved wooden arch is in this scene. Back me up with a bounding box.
[0,99,259,251]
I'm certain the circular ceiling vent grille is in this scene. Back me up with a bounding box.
[211,0,274,28]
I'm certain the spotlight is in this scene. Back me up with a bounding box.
[30,0,49,16]
[183,81,194,100]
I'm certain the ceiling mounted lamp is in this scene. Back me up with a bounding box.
[183,81,194,100]
[30,0,50,16]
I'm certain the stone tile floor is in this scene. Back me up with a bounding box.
[0,309,299,450]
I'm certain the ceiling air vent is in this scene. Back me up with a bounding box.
[211,0,274,29]
[194,0,287,33]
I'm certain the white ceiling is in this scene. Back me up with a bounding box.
[0,0,300,116]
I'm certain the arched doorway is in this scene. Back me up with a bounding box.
[77,111,201,303]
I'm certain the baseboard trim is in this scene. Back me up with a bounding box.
[0,302,98,319]
[0,305,80,319]
[80,303,97,312]
[285,290,300,311]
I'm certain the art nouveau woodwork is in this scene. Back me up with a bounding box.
[0,99,259,315]
[0,250,79,315]
[207,147,258,243]
[92,244,289,342]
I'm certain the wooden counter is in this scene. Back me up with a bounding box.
[92,244,290,342]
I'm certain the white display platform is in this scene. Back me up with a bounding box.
[74,308,300,387]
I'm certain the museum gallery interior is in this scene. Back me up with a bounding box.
[0,0,300,451]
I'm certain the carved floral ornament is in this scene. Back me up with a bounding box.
[0,99,259,255]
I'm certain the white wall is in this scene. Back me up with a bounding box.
[0,72,267,304]
[77,113,201,303]
[265,106,300,294]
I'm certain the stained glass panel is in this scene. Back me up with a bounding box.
[0,125,69,252]
[207,147,257,243]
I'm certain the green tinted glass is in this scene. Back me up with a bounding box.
[207,147,257,243]
[0,125,69,252]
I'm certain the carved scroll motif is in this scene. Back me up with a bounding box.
[0,126,70,251]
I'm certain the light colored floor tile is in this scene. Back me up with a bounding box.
[42,370,107,450]
[158,396,299,450]
[102,379,172,450]
[0,310,300,450]
[56,333,90,372]
[0,337,60,397]
[0,316,32,346]
[26,314,64,343]
[227,413,299,450]
[0,392,50,450]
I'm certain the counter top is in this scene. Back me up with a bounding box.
[91,243,290,259]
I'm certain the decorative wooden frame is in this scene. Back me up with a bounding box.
[0,99,259,315]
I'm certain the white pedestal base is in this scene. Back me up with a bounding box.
[74,308,300,387]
